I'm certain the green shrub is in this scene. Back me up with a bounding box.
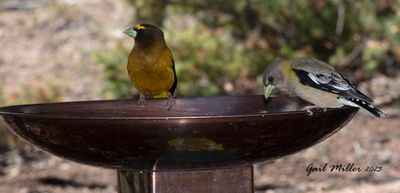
[93,43,134,99]
[98,0,400,98]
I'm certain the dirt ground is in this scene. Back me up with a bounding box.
[0,109,399,193]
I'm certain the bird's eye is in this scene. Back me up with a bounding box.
[268,77,274,83]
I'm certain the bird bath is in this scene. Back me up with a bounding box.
[0,95,358,193]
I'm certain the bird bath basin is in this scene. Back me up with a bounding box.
[0,95,358,193]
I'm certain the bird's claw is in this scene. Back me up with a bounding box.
[301,105,318,116]
[303,106,326,116]
[306,109,314,116]
[167,92,175,110]
[138,94,146,107]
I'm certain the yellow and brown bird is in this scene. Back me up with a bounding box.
[124,23,177,107]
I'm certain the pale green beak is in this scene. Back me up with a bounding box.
[123,28,137,38]
[263,84,275,99]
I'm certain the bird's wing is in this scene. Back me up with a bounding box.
[293,68,372,102]
[168,49,177,95]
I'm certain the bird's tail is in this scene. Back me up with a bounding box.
[342,97,387,118]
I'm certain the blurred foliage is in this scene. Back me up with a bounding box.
[0,81,61,152]
[0,86,6,151]
[93,43,134,99]
[98,0,400,98]
[0,81,61,106]
[2,82,61,105]
[0,85,4,106]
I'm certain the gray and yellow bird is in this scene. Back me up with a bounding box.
[124,23,177,107]
[263,58,387,117]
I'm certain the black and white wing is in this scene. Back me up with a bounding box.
[293,69,372,102]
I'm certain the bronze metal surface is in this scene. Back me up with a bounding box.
[0,95,358,171]
[117,166,254,193]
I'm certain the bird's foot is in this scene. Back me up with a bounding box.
[138,94,146,107]
[166,92,175,110]
[301,105,319,116]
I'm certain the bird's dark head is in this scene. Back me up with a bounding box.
[124,23,165,48]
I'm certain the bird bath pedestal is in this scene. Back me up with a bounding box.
[0,95,358,193]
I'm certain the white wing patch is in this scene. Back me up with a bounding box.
[307,73,322,84]
[307,72,351,91]
[330,83,350,91]
[338,97,358,107]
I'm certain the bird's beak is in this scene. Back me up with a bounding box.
[263,84,275,100]
[123,28,137,38]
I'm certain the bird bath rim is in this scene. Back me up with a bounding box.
[0,94,359,171]
[0,95,350,119]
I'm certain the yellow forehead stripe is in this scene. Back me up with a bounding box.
[134,25,146,30]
